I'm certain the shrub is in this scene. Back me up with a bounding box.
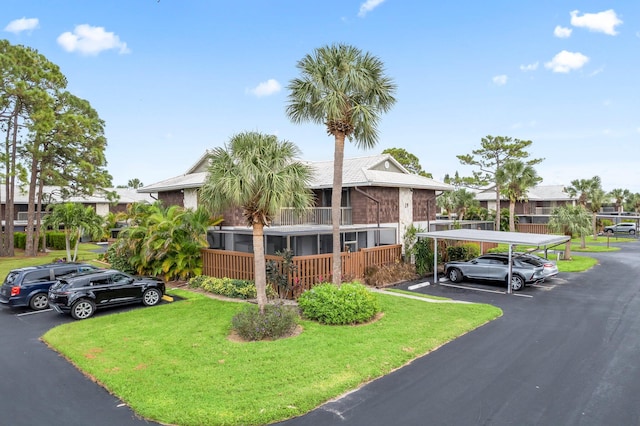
[298,282,380,325]
[187,276,277,299]
[13,232,26,249]
[231,303,299,341]
[364,262,418,287]
[446,243,480,261]
[105,243,137,274]
[414,238,436,275]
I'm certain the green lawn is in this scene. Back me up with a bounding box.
[557,255,598,273]
[43,290,501,426]
[0,243,105,279]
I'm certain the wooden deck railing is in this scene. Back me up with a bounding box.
[201,244,402,298]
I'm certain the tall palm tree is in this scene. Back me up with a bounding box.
[199,132,314,312]
[286,43,396,284]
[452,188,477,221]
[547,205,591,260]
[566,176,604,244]
[496,159,541,232]
[609,188,630,213]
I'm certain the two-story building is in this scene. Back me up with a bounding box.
[139,152,454,256]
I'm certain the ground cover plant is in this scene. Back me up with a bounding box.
[556,255,598,273]
[43,289,501,426]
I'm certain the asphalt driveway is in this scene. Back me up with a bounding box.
[3,241,640,426]
[0,305,160,426]
[279,241,640,425]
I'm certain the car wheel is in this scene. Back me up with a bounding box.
[448,268,463,283]
[606,229,614,235]
[142,288,162,306]
[510,275,525,291]
[630,229,636,235]
[29,293,49,311]
[71,299,95,320]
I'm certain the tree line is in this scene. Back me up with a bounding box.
[0,40,113,257]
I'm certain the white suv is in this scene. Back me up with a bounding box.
[603,222,637,235]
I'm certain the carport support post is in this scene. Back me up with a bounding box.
[507,244,513,295]
[433,237,439,285]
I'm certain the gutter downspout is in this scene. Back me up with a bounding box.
[354,186,380,246]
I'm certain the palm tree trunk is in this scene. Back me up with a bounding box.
[564,238,572,261]
[252,222,268,313]
[592,213,598,239]
[331,133,346,285]
[494,184,501,231]
[509,200,516,232]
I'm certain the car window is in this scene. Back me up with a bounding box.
[23,270,52,284]
[3,271,20,285]
[78,266,96,272]
[474,258,493,265]
[90,277,111,286]
[112,273,132,284]
[53,267,78,278]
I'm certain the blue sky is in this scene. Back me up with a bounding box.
[4,1,640,193]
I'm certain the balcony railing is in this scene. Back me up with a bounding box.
[16,211,48,221]
[273,207,352,226]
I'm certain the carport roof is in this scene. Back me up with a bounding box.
[416,229,569,247]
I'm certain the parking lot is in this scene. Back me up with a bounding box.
[3,240,640,426]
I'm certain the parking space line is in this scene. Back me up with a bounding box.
[439,282,533,298]
[16,309,52,317]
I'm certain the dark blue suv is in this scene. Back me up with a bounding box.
[0,263,99,311]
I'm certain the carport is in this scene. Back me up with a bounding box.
[416,229,570,294]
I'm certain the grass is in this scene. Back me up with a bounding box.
[557,255,598,273]
[43,289,501,426]
[0,243,104,280]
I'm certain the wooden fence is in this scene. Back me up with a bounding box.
[201,244,403,298]
[516,223,550,234]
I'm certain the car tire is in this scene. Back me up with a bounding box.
[606,229,614,235]
[510,275,525,291]
[142,288,162,306]
[29,293,49,311]
[630,229,636,235]
[448,268,463,283]
[71,299,96,320]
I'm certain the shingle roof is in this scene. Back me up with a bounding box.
[11,186,155,204]
[139,153,454,192]
[474,184,574,202]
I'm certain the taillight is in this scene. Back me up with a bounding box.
[544,263,553,268]
[10,286,20,296]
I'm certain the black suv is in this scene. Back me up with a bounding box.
[0,263,99,311]
[48,269,165,320]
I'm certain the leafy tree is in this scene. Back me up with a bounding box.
[608,188,630,213]
[547,205,591,260]
[1,40,66,256]
[43,202,104,261]
[199,132,315,313]
[457,135,542,231]
[286,43,396,284]
[496,159,541,231]
[382,147,432,178]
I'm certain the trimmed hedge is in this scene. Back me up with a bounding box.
[9,231,70,250]
[187,276,278,299]
[297,282,381,325]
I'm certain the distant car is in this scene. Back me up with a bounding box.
[444,254,545,291]
[492,252,559,279]
[48,269,165,320]
[603,223,637,235]
[0,263,99,311]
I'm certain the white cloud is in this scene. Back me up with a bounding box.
[492,75,508,86]
[247,79,281,97]
[4,17,39,34]
[554,25,572,38]
[57,24,130,55]
[544,50,589,73]
[570,9,622,36]
[520,62,539,72]
[358,0,385,17]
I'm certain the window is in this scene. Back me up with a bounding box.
[23,270,52,284]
